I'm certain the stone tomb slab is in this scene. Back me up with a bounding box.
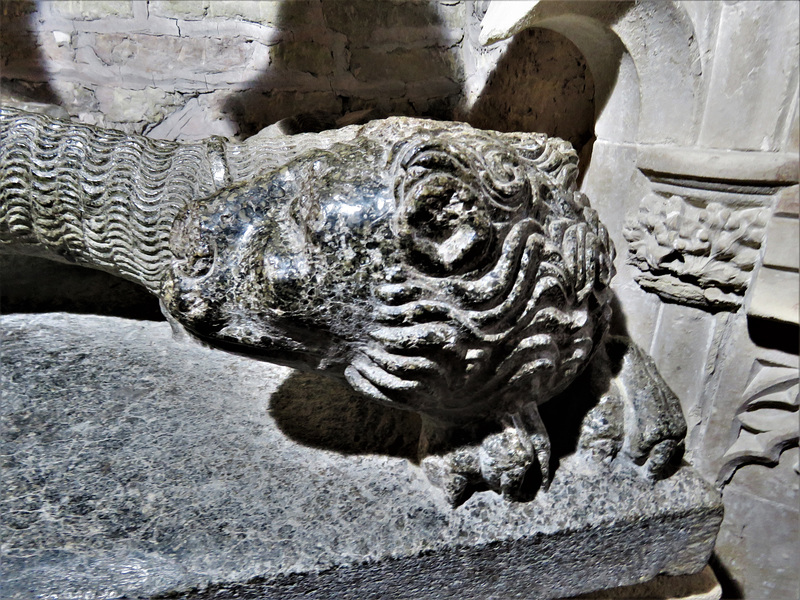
[1,313,722,599]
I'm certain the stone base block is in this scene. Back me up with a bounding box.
[574,566,722,600]
[1,313,723,599]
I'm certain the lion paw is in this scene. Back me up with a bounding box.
[421,404,551,506]
[581,336,687,479]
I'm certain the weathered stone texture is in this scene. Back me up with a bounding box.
[205,0,283,25]
[148,1,210,21]
[0,313,722,600]
[2,0,798,596]
[51,0,134,20]
[466,27,595,155]
[2,0,468,139]
[351,48,457,82]
[478,3,798,598]
[272,41,336,77]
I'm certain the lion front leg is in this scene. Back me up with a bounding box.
[420,401,551,507]
[580,336,687,479]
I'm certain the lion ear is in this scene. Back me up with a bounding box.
[395,152,494,276]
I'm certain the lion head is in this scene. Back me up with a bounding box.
[164,118,615,425]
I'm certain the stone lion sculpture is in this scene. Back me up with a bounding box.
[0,106,686,505]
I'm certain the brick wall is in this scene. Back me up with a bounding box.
[1,0,467,140]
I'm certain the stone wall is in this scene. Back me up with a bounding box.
[2,1,595,144]
[2,0,467,139]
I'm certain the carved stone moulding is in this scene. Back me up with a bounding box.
[624,146,799,312]
[717,358,800,487]
[747,187,800,326]
[625,191,768,311]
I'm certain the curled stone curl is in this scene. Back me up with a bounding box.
[346,126,615,425]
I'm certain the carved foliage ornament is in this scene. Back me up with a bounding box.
[624,193,768,311]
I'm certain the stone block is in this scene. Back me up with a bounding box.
[0,34,54,81]
[206,0,282,26]
[350,47,458,83]
[406,76,461,100]
[271,41,336,77]
[748,265,800,325]
[93,86,178,126]
[697,1,800,152]
[50,80,100,113]
[0,2,37,19]
[648,302,715,430]
[171,17,280,44]
[575,566,721,600]
[147,96,239,141]
[51,0,134,20]
[148,1,210,20]
[91,33,258,78]
[776,185,800,216]
[332,74,407,100]
[1,313,723,600]
[434,1,467,31]
[635,146,800,184]
[268,0,327,31]
[367,26,464,48]
[762,216,800,270]
[323,0,442,44]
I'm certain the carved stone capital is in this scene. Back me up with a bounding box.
[625,146,798,312]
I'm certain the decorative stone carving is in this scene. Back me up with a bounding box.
[623,146,797,314]
[624,193,769,311]
[717,360,799,487]
[1,106,687,505]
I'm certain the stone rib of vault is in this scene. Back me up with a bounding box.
[1,313,723,600]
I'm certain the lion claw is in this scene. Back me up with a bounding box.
[421,403,551,506]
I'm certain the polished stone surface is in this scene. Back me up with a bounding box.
[2,107,687,505]
[1,313,722,600]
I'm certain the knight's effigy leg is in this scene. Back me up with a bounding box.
[1,105,723,599]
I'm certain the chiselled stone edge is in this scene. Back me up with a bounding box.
[165,495,723,600]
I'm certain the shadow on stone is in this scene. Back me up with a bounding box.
[0,255,164,321]
[222,0,464,138]
[0,0,60,105]
[709,552,745,599]
[467,28,596,157]
[269,370,422,462]
[268,365,608,493]
[747,315,799,355]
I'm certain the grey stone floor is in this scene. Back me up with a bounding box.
[1,313,722,599]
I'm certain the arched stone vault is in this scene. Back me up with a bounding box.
[479,0,702,146]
